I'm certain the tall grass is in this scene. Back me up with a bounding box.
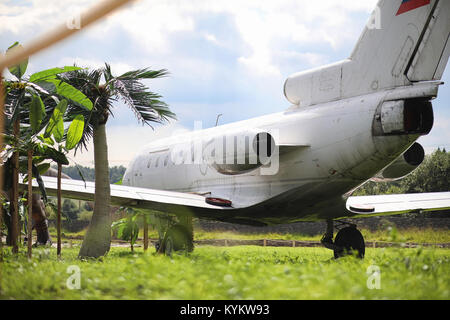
[1,246,449,300]
[48,226,450,244]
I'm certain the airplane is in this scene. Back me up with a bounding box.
[24,0,450,258]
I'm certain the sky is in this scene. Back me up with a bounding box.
[1,0,449,167]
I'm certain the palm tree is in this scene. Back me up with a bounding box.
[61,64,175,259]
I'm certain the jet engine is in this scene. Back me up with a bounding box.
[205,131,276,175]
[373,98,434,136]
[374,142,425,181]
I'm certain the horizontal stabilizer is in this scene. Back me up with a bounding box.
[346,192,450,216]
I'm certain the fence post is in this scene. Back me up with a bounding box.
[143,216,148,252]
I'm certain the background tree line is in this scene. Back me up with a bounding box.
[46,165,126,227]
[354,148,449,196]
[56,164,126,184]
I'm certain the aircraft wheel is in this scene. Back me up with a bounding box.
[162,224,194,256]
[164,234,174,257]
[333,226,365,259]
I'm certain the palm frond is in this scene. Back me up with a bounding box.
[112,77,175,126]
[117,68,169,81]
[57,63,175,151]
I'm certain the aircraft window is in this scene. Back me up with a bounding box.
[147,159,152,168]
[155,157,160,168]
[164,155,169,167]
[178,150,184,164]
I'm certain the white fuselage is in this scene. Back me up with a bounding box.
[122,82,437,223]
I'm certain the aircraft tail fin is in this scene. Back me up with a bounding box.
[284,0,449,107]
[350,0,450,82]
[348,0,450,91]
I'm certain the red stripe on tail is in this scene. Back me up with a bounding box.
[396,0,430,16]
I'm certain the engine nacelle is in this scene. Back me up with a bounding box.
[284,60,348,107]
[373,98,434,136]
[374,142,425,181]
[204,131,276,175]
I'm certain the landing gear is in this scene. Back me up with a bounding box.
[161,224,194,256]
[321,219,365,259]
[334,226,365,259]
[153,214,194,256]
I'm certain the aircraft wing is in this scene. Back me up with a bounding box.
[346,192,450,217]
[19,176,231,213]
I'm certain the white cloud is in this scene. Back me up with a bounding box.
[0,0,94,35]
[1,0,379,77]
[101,1,196,54]
[57,57,104,70]
[56,57,134,76]
[199,0,378,75]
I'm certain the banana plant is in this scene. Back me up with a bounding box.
[2,41,93,256]
[112,208,150,252]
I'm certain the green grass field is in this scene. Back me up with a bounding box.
[1,245,449,300]
[193,227,450,244]
[50,226,450,244]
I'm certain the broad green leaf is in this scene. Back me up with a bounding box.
[29,95,46,133]
[44,99,68,143]
[37,134,55,146]
[111,219,127,229]
[54,117,65,143]
[65,114,85,150]
[34,81,56,94]
[43,147,69,165]
[44,79,93,111]
[36,163,51,175]
[6,42,28,79]
[29,66,82,83]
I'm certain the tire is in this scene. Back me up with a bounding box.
[164,234,174,257]
[333,226,365,259]
[162,224,194,256]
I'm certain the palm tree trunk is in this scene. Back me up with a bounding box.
[11,119,20,254]
[0,200,3,262]
[27,149,33,259]
[0,76,5,262]
[78,123,111,258]
[57,163,62,258]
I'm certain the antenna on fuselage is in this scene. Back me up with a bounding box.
[215,114,223,127]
